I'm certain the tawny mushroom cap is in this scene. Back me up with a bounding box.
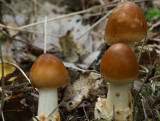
[105,1,147,45]
[100,43,138,84]
[30,54,69,88]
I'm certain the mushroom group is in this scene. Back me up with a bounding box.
[95,1,147,120]
[30,53,69,121]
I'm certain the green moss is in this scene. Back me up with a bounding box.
[145,8,160,19]
[0,34,6,41]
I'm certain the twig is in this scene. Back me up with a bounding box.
[138,35,147,63]
[33,0,38,19]
[0,45,5,121]
[133,61,157,121]
[0,0,147,37]
[1,0,19,14]
[44,16,47,54]
[99,0,105,5]
[113,105,115,121]
[0,24,61,38]
[135,61,157,98]
[2,62,31,84]
[75,10,112,40]
[18,4,117,30]
[33,0,51,13]
[83,104,89,121]
[141,96,148,120]
[32,114,39,121]
[156,110,160,120]
[1,111,4,121]
[139,65,149,74]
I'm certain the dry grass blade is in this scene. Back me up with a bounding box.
[76,10,112,40]
[138,35,148,63]
[1,62,31,85]
[44,16,47,54]
[0,45,5,121]
[83,105,89,121]
[0,24,61,38]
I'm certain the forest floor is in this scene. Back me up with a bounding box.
[0,0,160,121]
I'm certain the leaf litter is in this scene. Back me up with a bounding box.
[0,0,160,121]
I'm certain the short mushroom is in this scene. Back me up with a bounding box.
[95,43,138,120]
[105,1,147,51]
[30,53,69,121]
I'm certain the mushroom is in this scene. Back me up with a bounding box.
[105,1,147,51]
[95,43,138,121]
[30,53,69,121]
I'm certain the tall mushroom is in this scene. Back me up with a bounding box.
[30,54,69,121]
[95,43,138,121]
[105,1,147,51]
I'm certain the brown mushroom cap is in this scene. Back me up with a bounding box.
[100,43,138,85]
[105,1,147,45]
[30,54,69,88]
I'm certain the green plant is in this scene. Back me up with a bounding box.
[145,8,160,19]
[0,34,6,41]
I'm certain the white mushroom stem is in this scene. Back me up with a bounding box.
[38,88,58,116]
[106,83,130,114]
[123,41,135,52]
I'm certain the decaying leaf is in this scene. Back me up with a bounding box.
[3,95,33,121]
[6,21,19,37]
[59,31,86,62]
[60,72,102,112]
[0,56,16,78]
[59,31,78,62]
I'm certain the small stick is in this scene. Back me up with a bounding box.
[2,62,31,84]
[135,61,157,98]
[1,112,5,121]
[133,61,157,121]
[0,24,61,38]
[18,4,117,30]
[1,0,18,14]
[76,10,112,40]
[1,0,147,31]
[0,45,5,121]
[138,35,147,63]
[113,105,115,121]
[44,16,47,54]
[141,96,148,120]
[83,104,89,121]
[33,0,51,13]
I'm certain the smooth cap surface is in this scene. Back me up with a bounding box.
[105,1,147,45]
[100,43,138,84]
[30,54,69,88]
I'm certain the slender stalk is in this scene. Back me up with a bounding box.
[44,16,47,54]
[38,88,58,118]
[0,45,5,121]
[76,10,112,40]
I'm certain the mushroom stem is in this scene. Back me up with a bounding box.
[123,41,135,52]
[38,88,58,116]
[106,83,130,114]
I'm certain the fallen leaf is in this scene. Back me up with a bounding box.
[6,21,19,37]
[59,31,79,62]
[60,72,102,112]
[3,96,33,121]
[0,56,16,78]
